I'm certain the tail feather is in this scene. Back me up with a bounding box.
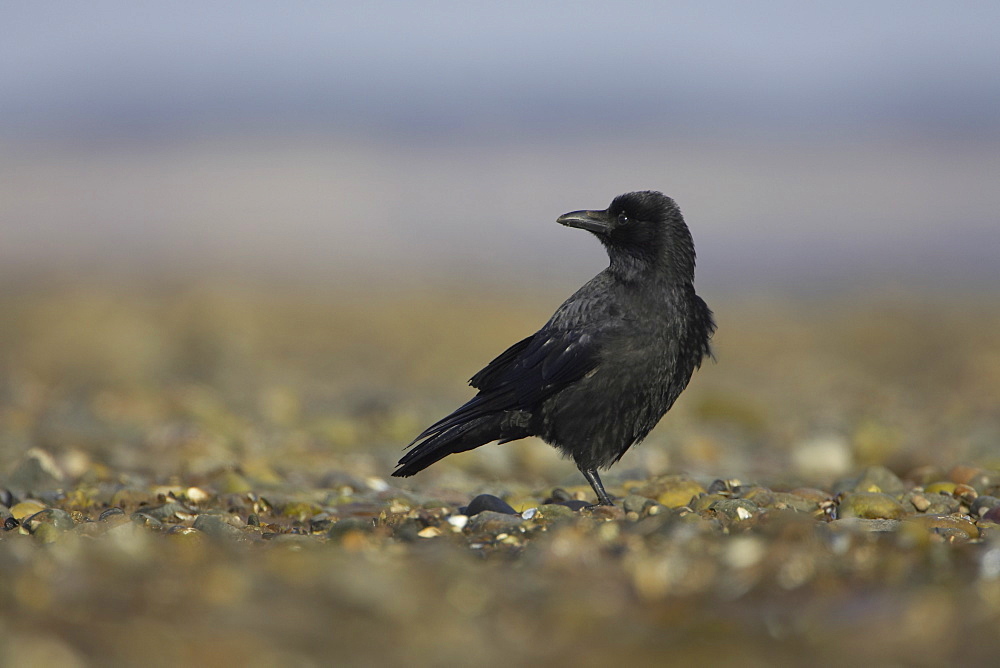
[393,417,502,477]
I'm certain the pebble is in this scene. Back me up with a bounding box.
[327,517,374,539]
[532,504,576,521]
[22,508,75,532]
[130,513,164,530]
[972,496,1000,517]
[709,498,759,526]
[9,501,46,520]
[99,507,126,521]
[587,505,625,521]
[463,494,518,516]
[981,506,1000,524]
[925,481,957,495]
[622,495,656,514]
[838,492,907,520]
[832,518,902,533]
[635,475,705,508]
[193,514,248,540]
[466,510,524,534]
[833,466,906,496]
[909,492,960,515]
[906,515,980,541]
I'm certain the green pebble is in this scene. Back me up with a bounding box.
[838,492,907,520]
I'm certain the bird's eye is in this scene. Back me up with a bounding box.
[617,212,630,226]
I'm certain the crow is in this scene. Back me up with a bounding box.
[393,191,715,505]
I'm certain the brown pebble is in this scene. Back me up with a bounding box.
[947,465,983,485]
[587,505,624,521]
[910,494,931,512]
[906,514,980,540]
[953,484,978,503]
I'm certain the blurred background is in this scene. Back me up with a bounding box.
[4,4,1000,667]
[2,0,999,487]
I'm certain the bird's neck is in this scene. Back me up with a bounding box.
[607,250,693,286]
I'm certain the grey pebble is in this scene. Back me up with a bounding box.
[466,510,524,533]
[193,514,246,539]
[100,507,126,521]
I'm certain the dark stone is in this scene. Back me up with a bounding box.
[833,466,906,496]
[130,513,164,530]
[193,514,245,539]
[466,510,524,534]
[99,507,125,521]
[143,502,193,521]
[23,508,75,532]
[556,500,591,511]
[544,488,575,504]
[327,517,374,539]
[622,494,656,514]
[463,494,518,516]
[972,495,1000,517]
[982,506,1000,524]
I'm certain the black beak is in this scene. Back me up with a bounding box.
[557,209,611,235]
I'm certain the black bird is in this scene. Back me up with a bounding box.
[393,191,715,505]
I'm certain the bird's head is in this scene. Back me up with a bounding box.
[557,191,696,283]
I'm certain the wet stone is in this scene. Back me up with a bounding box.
[193,514,247,540]
[906,514,980,541]
[99,507,126,521]
[972,495,1000,517]
[109,488,156,510]
[23,508,75,532]
[622,494,656,514]
[555,500,590,511]
[130,513,164,530]
[466,510,524,534]
[532,504,576,521]
[587,505,625,521]
[909,492,960,515]
[981,506,1000,524]
[544,488,575,504]
[832,518,902,533]
[651,478,706,508]
[910,493,931,512]
[10,500,47,520]
[838,492,907,520]
[463,494,518,516]
[143,501,194,522]
[689,494,728,514]
[709,498,760,526]
[327,517,374,539]
[834,466,906,496]
[743,488,817,513]
[925,481,957,495]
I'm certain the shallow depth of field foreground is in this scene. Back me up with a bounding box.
[1,283,999,667]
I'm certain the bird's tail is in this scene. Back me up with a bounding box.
[393,415,513,477]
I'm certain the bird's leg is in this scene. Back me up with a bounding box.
[581,468,615,506]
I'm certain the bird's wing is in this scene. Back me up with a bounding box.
[469,334,534,390]
[408,326,603,443]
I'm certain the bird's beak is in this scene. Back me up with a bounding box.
[557,209,611,235]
